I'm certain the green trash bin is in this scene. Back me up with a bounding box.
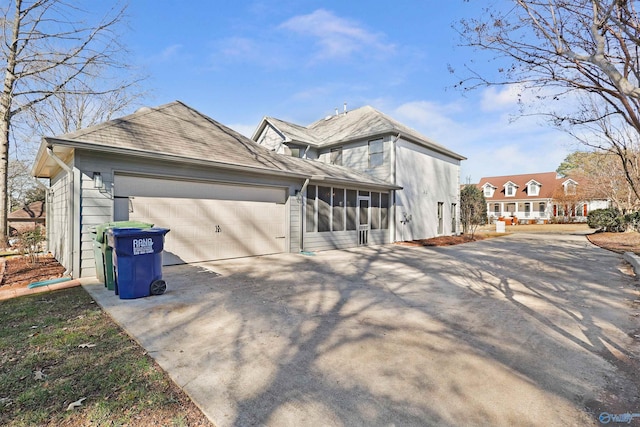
[95,221,153,291]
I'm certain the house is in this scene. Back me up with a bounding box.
[8,201,46,236]
[31,101,402,278]
[477,172,609,224]
[252,105,466,242]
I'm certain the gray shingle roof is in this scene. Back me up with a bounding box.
[38,101,397,189]
[260,105,466,160]
[263,117,322,145]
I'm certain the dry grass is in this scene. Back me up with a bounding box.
[476,223,591,235]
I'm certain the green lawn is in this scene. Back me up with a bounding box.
[0,287,211,426]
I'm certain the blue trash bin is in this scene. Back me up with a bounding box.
[106,227,170,299]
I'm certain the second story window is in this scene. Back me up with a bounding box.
[330,147,342,166]
[506,184,515,197]
[527,181,540,196]
[368,138,384,168]
[483,184,495,198]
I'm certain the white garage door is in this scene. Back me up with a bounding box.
[114,175,287,265]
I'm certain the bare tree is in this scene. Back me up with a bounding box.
[455,0,640,200]
[558,150,639,211]
[7,159,39,209]
[0,0,141,245]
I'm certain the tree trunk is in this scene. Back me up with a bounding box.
[0,118,9,247]
[0,0,21,246]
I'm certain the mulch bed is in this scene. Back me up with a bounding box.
[396,234,487,247]
[0,254,66,289]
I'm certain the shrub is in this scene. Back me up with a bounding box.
[587,208,626,232]
[15,226,45,265]
[624,211,640,231]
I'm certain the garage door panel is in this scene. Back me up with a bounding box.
[115,175,286,204]
[128,195,286,265]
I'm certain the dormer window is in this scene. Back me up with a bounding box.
[563,179,578,195]
[482,183,496,198]
[526,180,541,196]
[504,181,518,197]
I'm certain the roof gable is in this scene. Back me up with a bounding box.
[253,105,466,161]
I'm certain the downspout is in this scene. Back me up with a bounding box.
[298,178,310,252]
[46,146,74,277]
[33,180,52,253]
[390,133,401,242]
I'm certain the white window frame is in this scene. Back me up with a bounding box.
[330,147,343,166]
[483,183,495,198]
[528,182,540,196]
[368,138,384,168]
[562,179,578,195]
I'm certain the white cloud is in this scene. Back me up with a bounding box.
[480,85,523,112]
[393,98,574,182]
[228,122,258,138]
[395,101,462,132]
[147,44,183,63]
[279,9,394,61]
[218,37,258,58]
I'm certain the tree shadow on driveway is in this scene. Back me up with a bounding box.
[86,233,640,427]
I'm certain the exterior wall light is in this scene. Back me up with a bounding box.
[93,172,103,189]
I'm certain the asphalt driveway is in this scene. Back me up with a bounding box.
[84,233,640,426]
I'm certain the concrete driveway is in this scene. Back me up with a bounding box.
[84,233,640,427]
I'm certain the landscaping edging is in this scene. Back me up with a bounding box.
[623,252,640,277]
[0,277,100,301]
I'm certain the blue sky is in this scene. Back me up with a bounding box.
[122,0,576,182]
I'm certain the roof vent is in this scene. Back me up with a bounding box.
[325,115,332,121]
[135,106,152,114]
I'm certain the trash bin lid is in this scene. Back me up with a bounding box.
[95,221,154,243]
[108,227,170,256]
[109,227,169,237]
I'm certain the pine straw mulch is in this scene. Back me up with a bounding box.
[0,254,66,289]
[587,231,640,255]
[396,234,488,247]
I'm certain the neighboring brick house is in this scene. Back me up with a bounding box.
[477,172,609,224]
[8,201,46,235]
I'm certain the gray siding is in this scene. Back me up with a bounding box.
[48,171,71,270]
[289,194,301,253]
[256,125,284,151]
[79,174,112,277]
[303,231,358,252]
[302,229,389,252]
[395,139,461,241]
[318,137,391,182]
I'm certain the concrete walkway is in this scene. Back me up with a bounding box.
[84,234,640,427]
